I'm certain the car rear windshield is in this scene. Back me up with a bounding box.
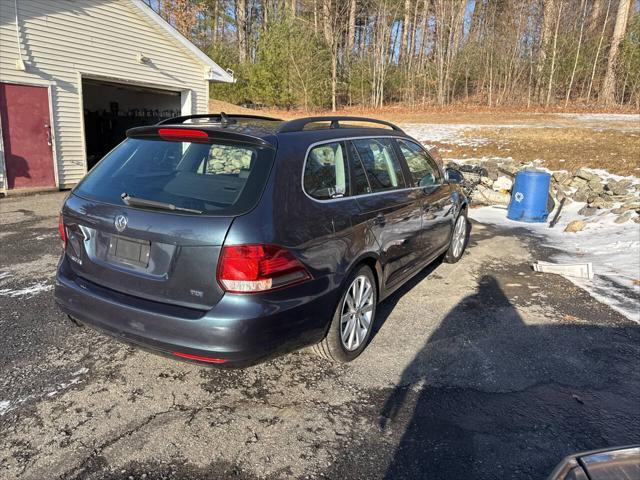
[74,138,275,215]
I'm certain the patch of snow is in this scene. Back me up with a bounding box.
[447,155,515,164]
[0,370,89,417]
[0,282,53,298]
[3,254,59,280]
[34,233,57,241]
[56,377,83,391]
[402,117,640,147]
[0,272,12,281]
[403,124,490,147]
[470,203,640,323]
[555,113,640,122]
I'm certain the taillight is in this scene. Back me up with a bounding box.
[58,213,67,249]
[158,128,209,142]
[217,244,311,293]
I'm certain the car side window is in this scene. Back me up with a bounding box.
[397,139,442,188]
[347,141,371,195]
[351,138,405,193]
[304,142,349,200]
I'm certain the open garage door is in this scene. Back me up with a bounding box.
[82,79,181,170]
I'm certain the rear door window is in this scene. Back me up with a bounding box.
[303,142,349,200]
[351,138,405,193]
[397,139,442,188]
[347,141,371,195]
[74,138,274,215]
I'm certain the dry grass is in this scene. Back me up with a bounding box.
[208,99,258,115]
[442,127,640,176]
[261,105,639,124]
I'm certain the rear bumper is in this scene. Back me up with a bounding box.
[54,257,339,367]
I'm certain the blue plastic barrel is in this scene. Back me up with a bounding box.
[507,171,551,223]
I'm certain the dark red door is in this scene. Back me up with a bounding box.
[0,83,55,189]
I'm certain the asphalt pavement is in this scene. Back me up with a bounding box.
[1,191,638,480]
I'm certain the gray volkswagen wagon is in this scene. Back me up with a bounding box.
[55,114,469,367]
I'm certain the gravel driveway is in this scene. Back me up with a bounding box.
[1,192,638,480]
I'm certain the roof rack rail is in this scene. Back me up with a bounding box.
[276,116,402,133]
[157,112,283,126]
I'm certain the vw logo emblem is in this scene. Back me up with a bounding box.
[514,192,524,203]
[114,214,128,232]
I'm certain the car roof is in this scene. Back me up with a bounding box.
[126,114,408,148]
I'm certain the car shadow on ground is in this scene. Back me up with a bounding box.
[371,218,476,340]
[369,274,640,480]
[370,256,444,340]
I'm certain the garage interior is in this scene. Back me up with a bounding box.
[82,79,181,169]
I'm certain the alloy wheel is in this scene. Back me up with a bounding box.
[452,215,467,259]
[340,275,374,351]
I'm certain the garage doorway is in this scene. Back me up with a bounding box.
[82,79,181,169]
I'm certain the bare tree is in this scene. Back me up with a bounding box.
[236,0,248,63]
[321,0,351,111]
[322,0,332,45]
[565,0,588,106]
[400,0,411,60]
[601,0,631,105]
[313,0,318,34]
[545,0,563,106]
[535,0,556,101]
[199,0,639,111]
[160,0,203,38]
[587,0,603,32]
[586,0,612,102]
[347,0,357,53]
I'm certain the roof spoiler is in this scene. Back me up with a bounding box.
[156,112,283,126]
[126,125,276,148]
[277,116,403,133]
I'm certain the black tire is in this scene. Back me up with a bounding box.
[444,210,469,264]
[312,265,377,363]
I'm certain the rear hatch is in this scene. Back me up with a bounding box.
[63,126,275,310]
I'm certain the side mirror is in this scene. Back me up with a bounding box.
[445,168,464,184]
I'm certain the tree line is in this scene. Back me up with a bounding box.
[147,0,640,111]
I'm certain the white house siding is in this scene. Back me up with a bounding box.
[0,0,212,189]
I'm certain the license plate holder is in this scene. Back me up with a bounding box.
[107,235,151,267]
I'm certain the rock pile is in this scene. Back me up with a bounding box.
[449,159,640,225]
[205,146,253,174]
[552,169,640,224]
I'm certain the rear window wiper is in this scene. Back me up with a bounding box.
[121,193,202,214]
